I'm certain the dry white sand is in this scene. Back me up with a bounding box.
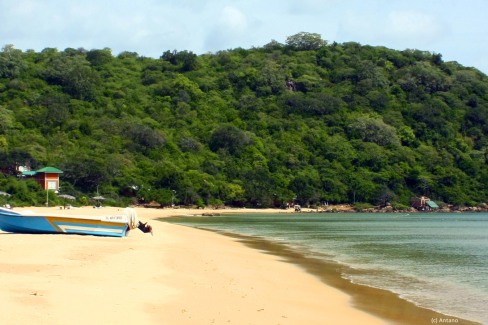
[0,206,385,325]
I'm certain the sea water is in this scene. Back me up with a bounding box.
[165,213,488,323]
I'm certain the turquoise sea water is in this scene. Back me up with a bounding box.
[165,213,488,323]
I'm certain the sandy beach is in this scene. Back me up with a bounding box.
[1,206,471,324]
[0,206,388,325]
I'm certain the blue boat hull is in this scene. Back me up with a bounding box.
[0,210,128,237]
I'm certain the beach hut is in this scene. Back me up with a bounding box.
[21,166,63,191]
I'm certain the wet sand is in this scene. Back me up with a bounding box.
[214,230,479,325]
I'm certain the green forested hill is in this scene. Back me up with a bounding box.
[1,32,488,208]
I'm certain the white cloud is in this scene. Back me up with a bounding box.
[286,0,343,15]
[385,10,445,45]
[221,6,247,31]
[10,0,38,15]
[335,6,449,55]
[202,5,250,52]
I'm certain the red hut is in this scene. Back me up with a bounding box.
[22,166,63,191]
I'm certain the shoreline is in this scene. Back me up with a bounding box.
[161,210,482,324]
[199,227,479,325]
[0,206,482,324]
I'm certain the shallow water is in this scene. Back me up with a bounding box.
[165,213,488,324]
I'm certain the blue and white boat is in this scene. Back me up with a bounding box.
[0,207,152,237]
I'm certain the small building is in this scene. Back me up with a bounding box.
[21,166,63,191]
[411,196,439,211]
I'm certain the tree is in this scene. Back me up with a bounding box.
[348,116,400,146]
[126,124,166,153]
[252,61,286,95]
[61,156,109,192]
[289,168,322,205]
[345,168,379,204]
[161,50,198,72]
[209,125,251,155]
[242,166,276,207]
[221,182,246,206]
[262,40,284,51]
[0,44,24,79]
[42,54,100,100]
[0,107,15,134]
[86,48,113,67]
[37,92,71,130]
[286,32,327,51]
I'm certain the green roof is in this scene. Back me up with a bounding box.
[35,166,63,174]
[426,200,439,209]
[20,167,63,176]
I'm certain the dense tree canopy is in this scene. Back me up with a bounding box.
[1,32,488,208]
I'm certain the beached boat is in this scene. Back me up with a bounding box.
[0,207,152,237]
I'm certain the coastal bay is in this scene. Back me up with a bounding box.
[0,207,484,324]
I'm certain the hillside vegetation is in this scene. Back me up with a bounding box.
[1,32,488,208]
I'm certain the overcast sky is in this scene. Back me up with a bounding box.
[1,0,487,74]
